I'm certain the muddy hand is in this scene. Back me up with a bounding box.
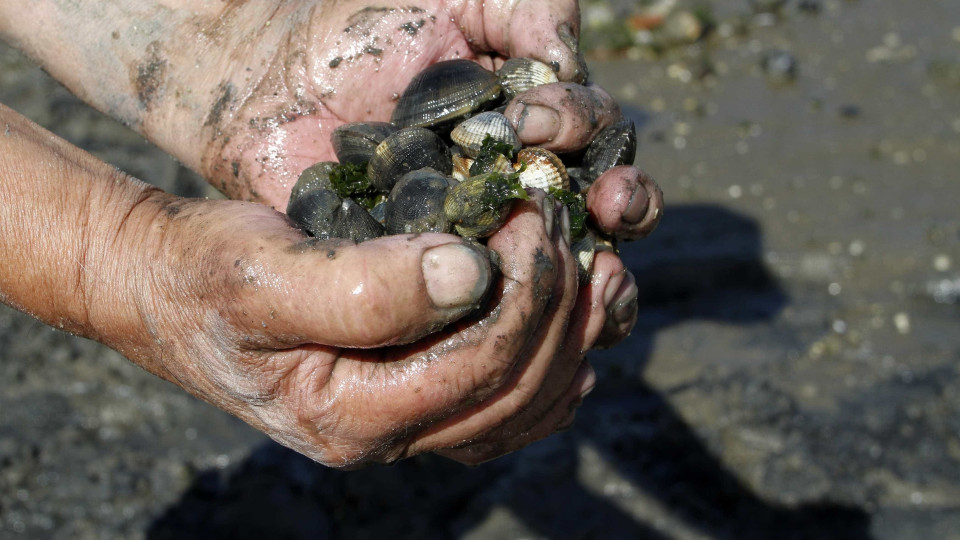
[99,189,611,467]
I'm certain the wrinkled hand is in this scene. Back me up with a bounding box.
[111,189,622,466]
[26,0,665,466]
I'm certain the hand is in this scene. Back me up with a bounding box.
[0,0,664,465]
[101,189,615,466]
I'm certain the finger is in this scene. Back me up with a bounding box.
[453,0,588,83]
[592,253,638,348]
[438,239,628,452]
[236,230,493,348]
[504,83,620,151]
[436,361,596,465]
[586,165,664,240]
[405,197,580,453]
[314,193,562,445]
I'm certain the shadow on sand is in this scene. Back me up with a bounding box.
[147,205,873,540]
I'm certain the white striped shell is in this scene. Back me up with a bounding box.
[452,154,474,182]
[570,230,597,284]
[497,58,560,99]
[515,147,569,191]
[450,112,521,158]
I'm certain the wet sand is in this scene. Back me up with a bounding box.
[1,1,959,538]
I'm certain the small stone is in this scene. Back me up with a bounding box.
[762,51,799,84]
[893,312,911,334]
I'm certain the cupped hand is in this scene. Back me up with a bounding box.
[107,188,621,466]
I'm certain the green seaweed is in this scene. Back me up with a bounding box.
[478,170,529,211]
[329,162,381,208]
[470,134,517,176]
[549,187,588,241]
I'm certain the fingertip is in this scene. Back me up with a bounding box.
[587,166,664,239]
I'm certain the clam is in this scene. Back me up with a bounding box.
[331,122,399,165]
[570,230,597,284]
[384,168,454,235]
[289,162,336,203]
[286,187,343,239]
[286,187,383,243]
[367,127,452,192]
[515,147,570,191]
[391,60,502,128]
[452,153,474,182]
[444,172,528,238]
[497,57,559,100]
[581,118,637,186]
[450,112,521,158]
[331,198,385,243]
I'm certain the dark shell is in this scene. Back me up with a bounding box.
[286,188,342,239]
[367,127,452,192]
[497,57,559,100]
[582,119,637,186]
[369,199,387,225]
[384,168,454,235]
[289,162,336,206]
[390,60,502,128]
[331,199,385,243]
[331,122,399,165]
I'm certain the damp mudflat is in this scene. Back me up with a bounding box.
[1,1,958,538]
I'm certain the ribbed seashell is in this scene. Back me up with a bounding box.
[497,57,559,100]
[367,127,452,192]
[452,154,474,182]
[515,147,569,191]
[289,162,336,206]
[444,172,522,238]
[331,122,399,165]
[450,112,521,158]
[384,168,454,235]
[582,119,637,186]
[330,198,385,243]
[391,60,502,128]
[570,230,597,284]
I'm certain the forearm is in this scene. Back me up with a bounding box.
[0,103,163,365]
[0,1,294,174]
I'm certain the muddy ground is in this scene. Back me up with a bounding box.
[1,0,959,538]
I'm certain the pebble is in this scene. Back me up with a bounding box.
[762,51,799,83]
[933,254,952,272]
[893,312,911,334]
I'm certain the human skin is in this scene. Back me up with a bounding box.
[0,0,662,466]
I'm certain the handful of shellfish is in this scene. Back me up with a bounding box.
[286,58,637,282]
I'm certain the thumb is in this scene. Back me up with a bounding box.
[453,0,588,83]
[248,234,493,348]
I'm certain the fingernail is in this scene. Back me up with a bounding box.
[622,184,650,224]
[611,277,638,325]
[603,269,625,308]
[560,205,571,245]
[516,104,561,144]
[542,196,555,237]
[623,185,650,224]
[422,243,492,309]
[578,363,597,399]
